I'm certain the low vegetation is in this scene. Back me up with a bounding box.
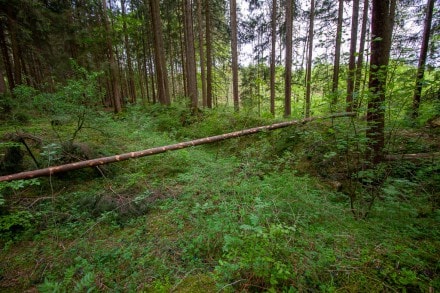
[0,99,439,291]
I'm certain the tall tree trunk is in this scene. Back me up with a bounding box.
[270,0,277,116]
[346,0,360,112]
[169,40,177,100]
[148,48,156,104]
[121,0,136,104]
[354,0,369,103]
[412,0,435,119]
[205,0,213,108]
[366,0,396,164]
[115,44,127,102]
[7,8,22,87]
[149,0,170,105]
[180,25,188,98]
[305,0,315,118]
[183,0,198,111]
[284,0,293,117]
[197,0,207,108]
[102,0,122,113]
[20,53,31,87]
[331,0,344,103]
[0,24,14,91]
[0,65,5,94]
[230,0,239,112]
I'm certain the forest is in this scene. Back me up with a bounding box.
[0,0,439,291]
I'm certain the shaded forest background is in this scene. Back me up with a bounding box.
[0,0,438,117]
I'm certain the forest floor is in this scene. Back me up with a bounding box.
[0,105,439,292]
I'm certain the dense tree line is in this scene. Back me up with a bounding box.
[0,0,438,163]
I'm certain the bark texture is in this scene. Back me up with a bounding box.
[230,0,239,112]
[331,0,344,100]
[183,0,198,110]
[412,0,435,118]
[102,0,122,113]
[149,0,170,105]
[270,0,277,116]
[366,0,396,164]
[284,0,293,117]
[346,0,360,112]
[205,0,213,108]
[305,0,315,118]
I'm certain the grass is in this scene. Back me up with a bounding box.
[0,104,439,292]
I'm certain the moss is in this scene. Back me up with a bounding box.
[173,274,216,293]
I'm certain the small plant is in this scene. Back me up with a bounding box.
[0,210,34,241]
[40,143,63,166]
[38,257,97,293]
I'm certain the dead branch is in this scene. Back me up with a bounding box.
[385,152,439,161]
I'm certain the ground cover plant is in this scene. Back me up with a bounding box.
[0,102,439,292]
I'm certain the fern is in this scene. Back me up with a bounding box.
[74,272,96,293]
[38,278,64,293]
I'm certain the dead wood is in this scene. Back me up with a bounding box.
[0,112,355,182]
[385,152,439,161]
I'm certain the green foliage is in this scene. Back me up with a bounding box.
[32,63,102,118]
[0,179,40,209]
[217,221,297,288]
[0,107,438,292]
[0,210,34,242]
[38,257,96,293]
[40,143,63,165]
[13,85,39,111]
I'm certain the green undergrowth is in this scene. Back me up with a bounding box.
[0,105,439,292]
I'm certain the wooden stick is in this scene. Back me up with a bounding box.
[385,152,439,161]
[0,112,355,182]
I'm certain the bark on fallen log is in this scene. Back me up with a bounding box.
[0,112,355,182]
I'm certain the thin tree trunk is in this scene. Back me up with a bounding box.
[284,0,293,117]
[331,0,344,103]
[180,25,188,98]
[346,0,360,112]
[148,49,156,104]
[114,44,127,103]
[230,0,239,112]
[169,40,177,100]
[149,0,170,105]
[102,0,122,113]
[354,0,369,105]
[121,0,136,103]
[412,0,435,119]
[7,8,22,86]
[270,0,277,116]
[0,24,14,91]
[366,0,396,164]
[197,0,207,108]
[20,52,31,87]
[0,65,5,94]
[205,0,213,108]
[183,0,198,111]
[305,0,315,118]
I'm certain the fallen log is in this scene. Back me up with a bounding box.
[0,112,355,182]
[385,152,440,161]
